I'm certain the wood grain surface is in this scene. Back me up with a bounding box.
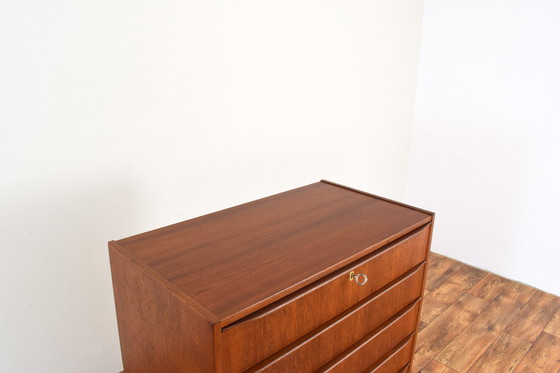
[419,360,458,373]
[468,273,512,302]
[245,265,425,373]
[110,181,434,373]
[544,308,560,338]
[318,300,421,372]
[110,243,216,373]
[414,293,488,371]
[115,181,432,323]
[504,290,560,343]
[223,227,429,372]
[414,253,560,373]
[467,332,531,373]
[368,335,414,373]
[420,263,486,326]
[513,332,560,372]
[436,282,536,371]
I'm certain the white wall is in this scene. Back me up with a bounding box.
[0,1,425,372]
[408,0,560,296]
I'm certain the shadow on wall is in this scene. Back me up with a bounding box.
[0,179,142,373]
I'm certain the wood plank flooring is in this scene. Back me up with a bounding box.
[414,252,560,373]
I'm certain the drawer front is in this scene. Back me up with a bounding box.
[317,300,420,373]
[367,335,414,373]
[247,264,424,372]
[222,225,430,372]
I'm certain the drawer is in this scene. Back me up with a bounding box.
[246,264,425,372]
[367,335,414,373]
[317,299,420,373]
[222,225,429,372]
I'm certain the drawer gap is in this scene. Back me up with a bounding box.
[365,333,414,373]
[246,297,421,372]
[315,299,420,373]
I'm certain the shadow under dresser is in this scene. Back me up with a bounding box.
[110,180,434,373]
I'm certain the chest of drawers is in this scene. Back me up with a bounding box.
[110,180,434,373]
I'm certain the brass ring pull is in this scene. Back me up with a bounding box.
[349,271,368,286]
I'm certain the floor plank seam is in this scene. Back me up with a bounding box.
[415,252,560,373]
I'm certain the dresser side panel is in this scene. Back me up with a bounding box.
[109,243,216,373]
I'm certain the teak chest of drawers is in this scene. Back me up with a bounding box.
[110,180,434,373]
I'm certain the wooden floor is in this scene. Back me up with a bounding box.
[414,252,560,373]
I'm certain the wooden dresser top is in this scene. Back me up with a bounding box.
[112,180,433,325]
